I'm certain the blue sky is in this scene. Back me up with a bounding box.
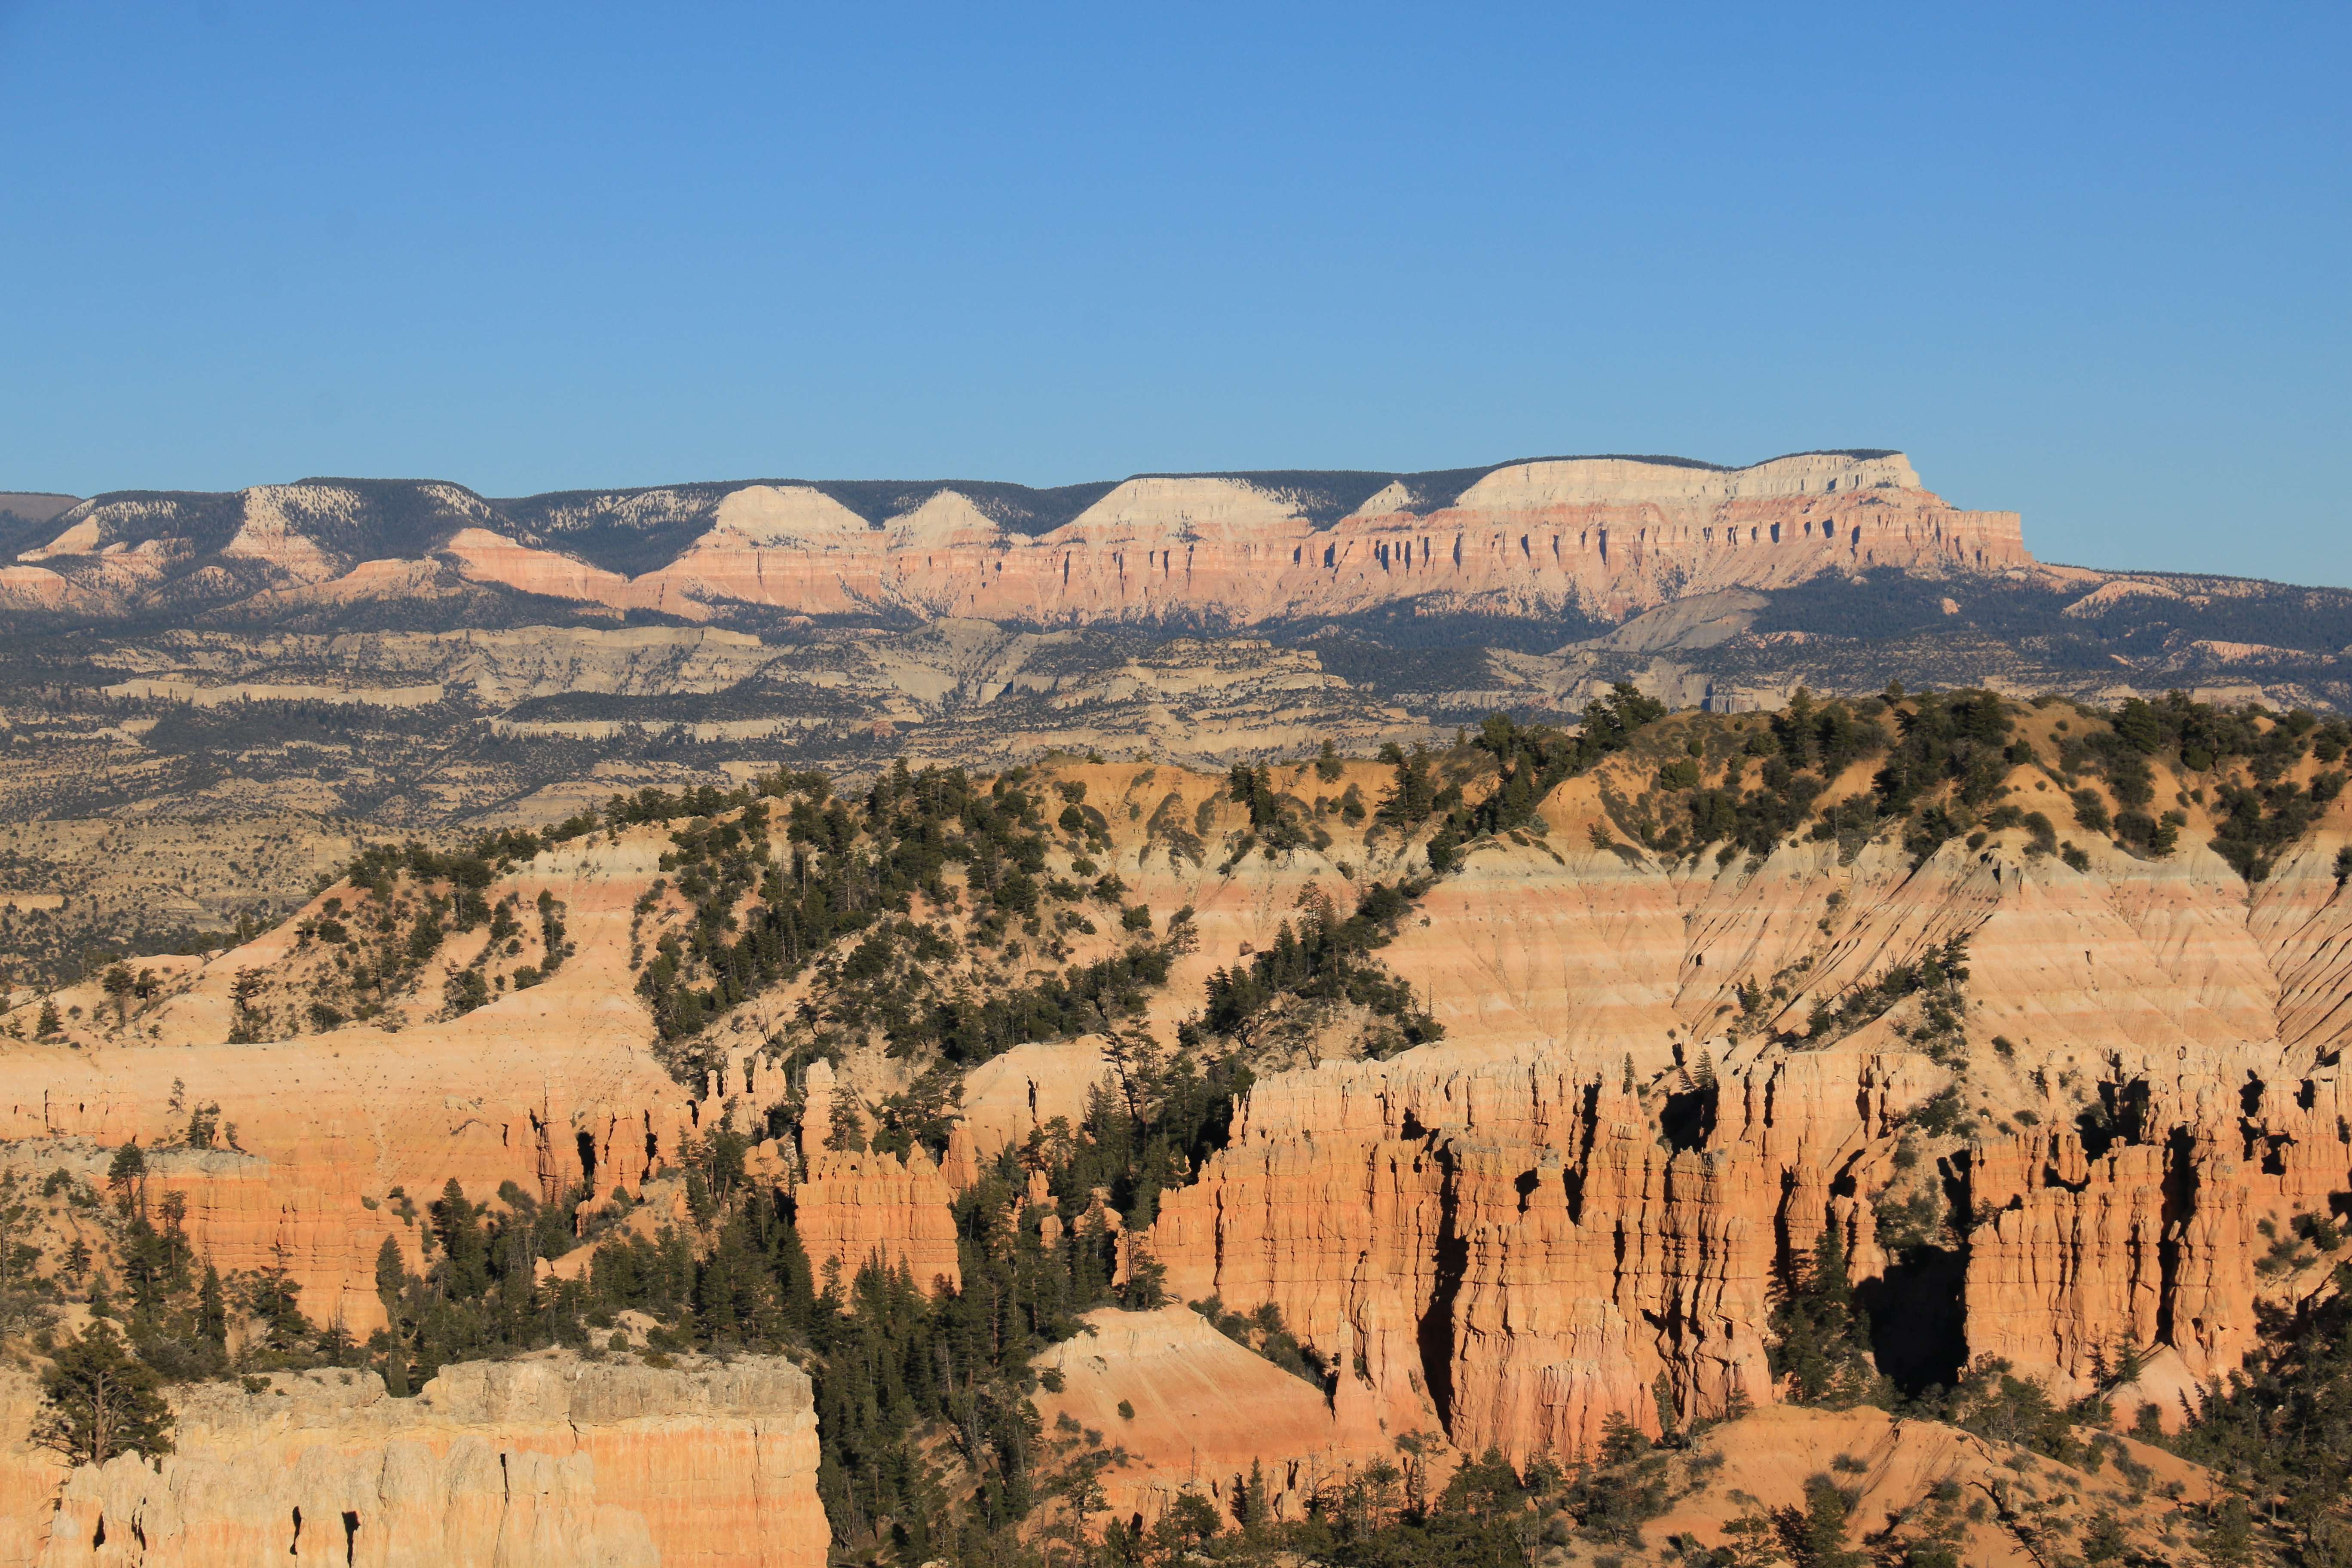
[1,2,2343,582]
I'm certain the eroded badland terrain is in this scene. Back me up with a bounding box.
[0,455,2344,1565]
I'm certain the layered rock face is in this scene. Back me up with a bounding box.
[789,1147,963,1294]
[1961,1060,2352,1408]
[1087,755,2352,1080]
[8,453,2029,627]
[1144,1044,1935,1465]
[1140,1034,2352,1465]
[820,757,2352,1466]
[940,1038,1115,1187]
[24,1355,824,1568]
[430,456,2030,628]
[0,746,2339,1499]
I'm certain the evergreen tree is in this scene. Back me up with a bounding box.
[1771,1222,1876,1406]
[373,1234,406,1306]
[33,1321,174,1466]
[1117,1244,1167,1309]
[372,1236,412,1394]
[1788,1475,1866,1568]
[430,1179,489,1300]
[197,1266,227,1355]
[106,1141,144,1220]
[101,965,134,1023]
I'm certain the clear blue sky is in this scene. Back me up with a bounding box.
[2,2,2344,583]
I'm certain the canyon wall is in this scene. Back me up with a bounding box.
[0,750,2339,1483]
[1070,751,2352,1080]
[449,456,2031,626]
[1139,1030,2352,1464]
[724,750,2352,1462]
[7,453,2030,627]
[15,1354,824,1568]
[1142,1043,1929,1465]
[1962,1059,2352,1407]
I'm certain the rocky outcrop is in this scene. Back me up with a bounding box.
[26,1354,824,1568]
[940,1038,1114,1187]
[0,750,2337,1487]
[405,457,2030,628]
[447,455,2022,627]
[1139,1024,2307,1467]
[1029,1306,1390,1526]
[788,1062,962,1292]
[788,1147,963,1294]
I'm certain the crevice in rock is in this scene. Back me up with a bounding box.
[2154,1127,2199,1348]
[1415,1142,1467,1433]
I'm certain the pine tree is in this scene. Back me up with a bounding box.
[1790,1475,1865,1568]
[430,1180,489,1300]
[1243,1457,1271,1528]
[374,1234,407,1305]
[1598,1410,1651,1464]
[33,1321,174,1466]
[106,1142,145,1221]
[1770,1221,1875,1406]
[1118,1243,1168,1309]
[198,1266,227,1354]
[101,965,134,1023]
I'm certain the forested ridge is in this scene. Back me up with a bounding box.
[13,687,2352,1566]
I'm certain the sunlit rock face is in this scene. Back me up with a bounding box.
[18,1354,824,1568]
[10,453,2026,626]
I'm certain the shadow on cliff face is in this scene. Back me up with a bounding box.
[1856,1246,1967,1395]
[1658,1084,1714,1153]
[1417,1142,1469,1429]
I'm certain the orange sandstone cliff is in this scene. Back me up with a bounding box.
[0,729,2340,1542]
[13,1354,823,1568]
